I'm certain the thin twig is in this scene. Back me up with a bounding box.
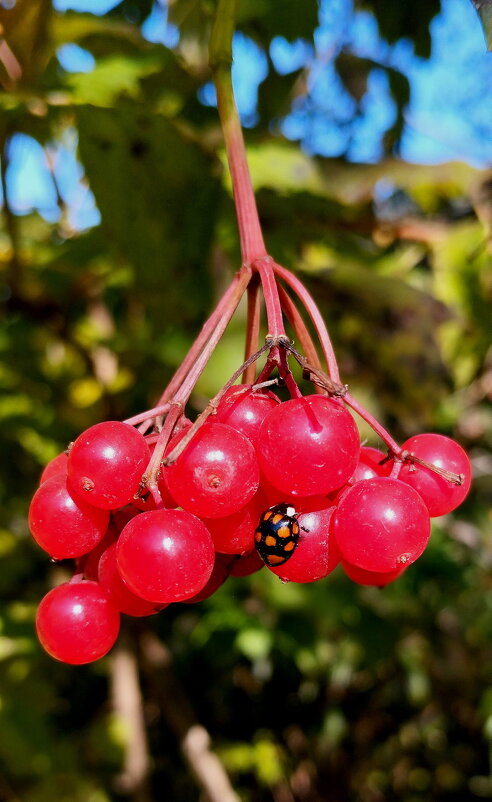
[279,340,346,397]
[276,283,326,395]
[164,340,273,465]
[111,631,152,802]
[139,631,240,802]
[400,450,464,485]
[272,262,341,383]
[154,266,252,410]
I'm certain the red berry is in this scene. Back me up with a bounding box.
[333,477,430,573]
[111,505,141,531]
[36,580,120,664]
[157,468,179,509]
[39,452,68,485]
[116,509,215,603]
[342,561,405,586]
[257,395,360,496]
[28,474,109,559]
[83,523,118,580]
[201,496,263,554]
[212,384,280,445]
[68,421,149,510]
[398,433,472,516]
[98,541,164,617]
[349,446,392,483]
[182,553,234,603]
[165,423,260,518]
[229,549,264,577]
[131,441,179,511]
[268,499,340,583]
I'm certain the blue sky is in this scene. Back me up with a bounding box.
[3,0,491,226]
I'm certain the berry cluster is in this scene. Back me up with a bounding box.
[30,366,471,664]
[27,1,474,668]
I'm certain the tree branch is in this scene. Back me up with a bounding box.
[111,631,152,802]
[139,631,240,802]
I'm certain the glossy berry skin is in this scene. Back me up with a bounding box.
[257,395,360,497]
[39,452,68,485]
[28,474,109,559]
[98,541,163,617]
[398,433,472,517]
[202,497,263,554]
[116,509,215,603]
[165,423,260,519]
[111,505,140,531]
[254,503,300,567]
[349,446,392,484]
[342,561,405,587]
[83,523,119,580]
[212,385,280,446]
[131,442,179,511]
[229,549,264,577]
[36,580,120,664]
[333,477,431,573]
[68,421,149,510]
[269,499,340,583]
[182,553,234,604]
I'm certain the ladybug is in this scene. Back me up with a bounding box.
[254,503,300,567]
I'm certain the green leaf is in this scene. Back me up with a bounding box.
[242,0,318,43]
[67,53,163,105]
[76,104,219,319]
[51,10,141,48]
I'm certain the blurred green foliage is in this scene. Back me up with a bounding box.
[0,1,491,801]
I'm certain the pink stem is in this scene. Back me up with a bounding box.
[143,404,184,501]
[390,460,402,479]
[343,391,401,455]
[272,261,341,383]
[253,256,286,340]
[154,267,252,408]
[278,348,302,399]
[242,277,261,384]
[276,284,325,394]
[140,268,252,487]
[124,403,171,427]
[164,341,272,466]
[213,67,267,264]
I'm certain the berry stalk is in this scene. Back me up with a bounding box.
[153,265,252,416]
[141,267,252,486]
[210,0,292,350]
[242,275,261,383]
[209,0,267,265]
[273,261,341,383]
[276,283,325,385]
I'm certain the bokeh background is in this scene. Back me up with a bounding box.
[0,1,491,800]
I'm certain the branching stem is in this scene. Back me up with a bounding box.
[164,340,273,466]
[273,262,341,382]
[153,266,252,415]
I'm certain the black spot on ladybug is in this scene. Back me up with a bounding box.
[255,503,300,567]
